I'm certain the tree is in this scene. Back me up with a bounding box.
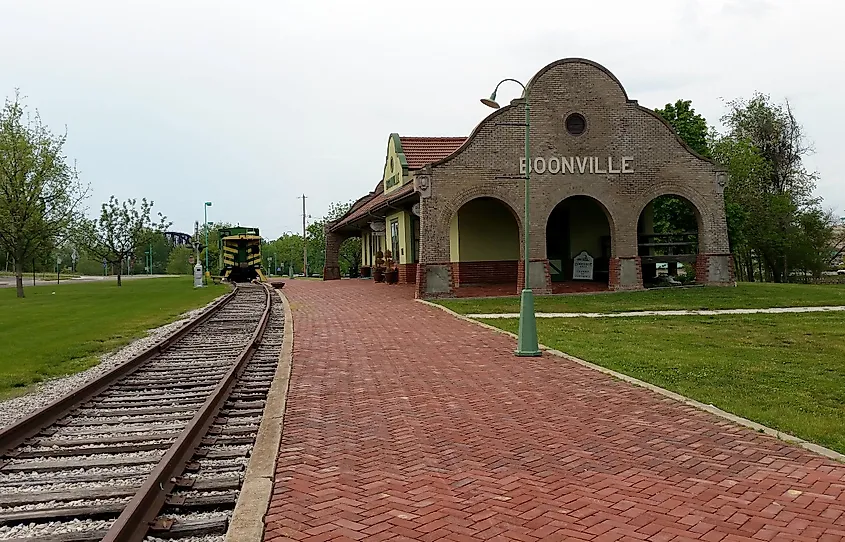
[0,91,89,297]
[166,245,194,275]
[307,200,362,278]
[653,99,710,238]
[713,93,820,282]
[655,99,711,158]
[269,233,304,275]
[339,236,362,277]
[78,196,170,286]
[721,93,816,199]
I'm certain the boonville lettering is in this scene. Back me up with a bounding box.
[519,156,634,175]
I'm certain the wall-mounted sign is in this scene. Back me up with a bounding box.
[572,251,594,280]
[519,156,634,175]
[414,175,432,198]
[411,203,420,216]
[370,221,386,232]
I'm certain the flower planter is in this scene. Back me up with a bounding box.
[373,267,385,283]
[385,268,399,284]
[360,266,372,278]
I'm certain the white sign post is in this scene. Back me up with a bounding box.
[572,251,594,281]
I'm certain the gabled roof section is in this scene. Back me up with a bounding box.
[398,136,467,170]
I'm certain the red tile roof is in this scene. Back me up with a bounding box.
[399,137,467,169]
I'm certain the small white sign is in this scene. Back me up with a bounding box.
[193,264,204,287]
[572,251,594,280]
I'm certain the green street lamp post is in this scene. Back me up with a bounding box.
[204,201,212,283]
[482,78,541,356]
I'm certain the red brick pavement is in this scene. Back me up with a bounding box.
[264,280,845,542]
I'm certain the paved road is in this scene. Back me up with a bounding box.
[264,280,845,541]
[0,274,174,288]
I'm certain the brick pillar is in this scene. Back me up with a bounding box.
[323,230,343,281]
[517,259,552,295]
[695,253,736,286]
[609,256,643,290]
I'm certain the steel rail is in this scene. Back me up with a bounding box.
[102,283,273,542]
[0,284,238,457]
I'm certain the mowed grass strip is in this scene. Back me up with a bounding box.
[438,282,845,315]
[0,278,228,399]
[483,312,845,454]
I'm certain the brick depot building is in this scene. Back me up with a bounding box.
[325,58,734,298]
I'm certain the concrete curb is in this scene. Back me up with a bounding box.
[415,298,845,464]
[226,288,294,542]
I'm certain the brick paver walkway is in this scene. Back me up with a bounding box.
[264,280,845,542]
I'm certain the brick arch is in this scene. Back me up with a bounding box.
[436,187,525,258]
[539,192,618,258]
[438,190,524,292]
[631,183,725,253]
[323,226,361,281]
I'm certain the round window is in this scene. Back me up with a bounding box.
[565,113,586,136]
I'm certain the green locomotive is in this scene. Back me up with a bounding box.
[218,226,267,283]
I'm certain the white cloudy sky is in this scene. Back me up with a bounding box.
[1,0,842,239]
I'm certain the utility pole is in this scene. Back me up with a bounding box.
[298,194,308,276]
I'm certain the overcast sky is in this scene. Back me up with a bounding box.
[2,0,842,240]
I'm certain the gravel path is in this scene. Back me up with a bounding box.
[0,295,225,430]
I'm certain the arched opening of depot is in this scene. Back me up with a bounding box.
[546,196,612,292]
[450,197,520,297]
[324,58,734,298]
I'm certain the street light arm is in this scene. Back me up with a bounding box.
[493,78,526,95]
[483,75,539,356]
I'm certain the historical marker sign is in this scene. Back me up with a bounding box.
[572,251,594,280]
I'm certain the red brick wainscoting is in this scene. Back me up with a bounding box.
[452,260,518,287]
[398,263,417,284]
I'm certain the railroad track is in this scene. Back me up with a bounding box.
[0,282,285,542]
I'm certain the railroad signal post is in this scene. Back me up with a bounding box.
[204,201,212,284]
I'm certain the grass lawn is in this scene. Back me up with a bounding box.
[483,312,845,454]
[438,282,845,315]
[0,277,228,400]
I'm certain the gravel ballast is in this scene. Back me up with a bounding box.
[0,297,223,430]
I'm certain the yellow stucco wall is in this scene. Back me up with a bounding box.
[450,198,519,262]
[382,135,406,194]
[567,202,609,258]
[385,210,413,265]
[362,231,386,266]
[361,233,370,266]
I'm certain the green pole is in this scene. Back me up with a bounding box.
[482,78,540,356]
[516,85,540,356]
